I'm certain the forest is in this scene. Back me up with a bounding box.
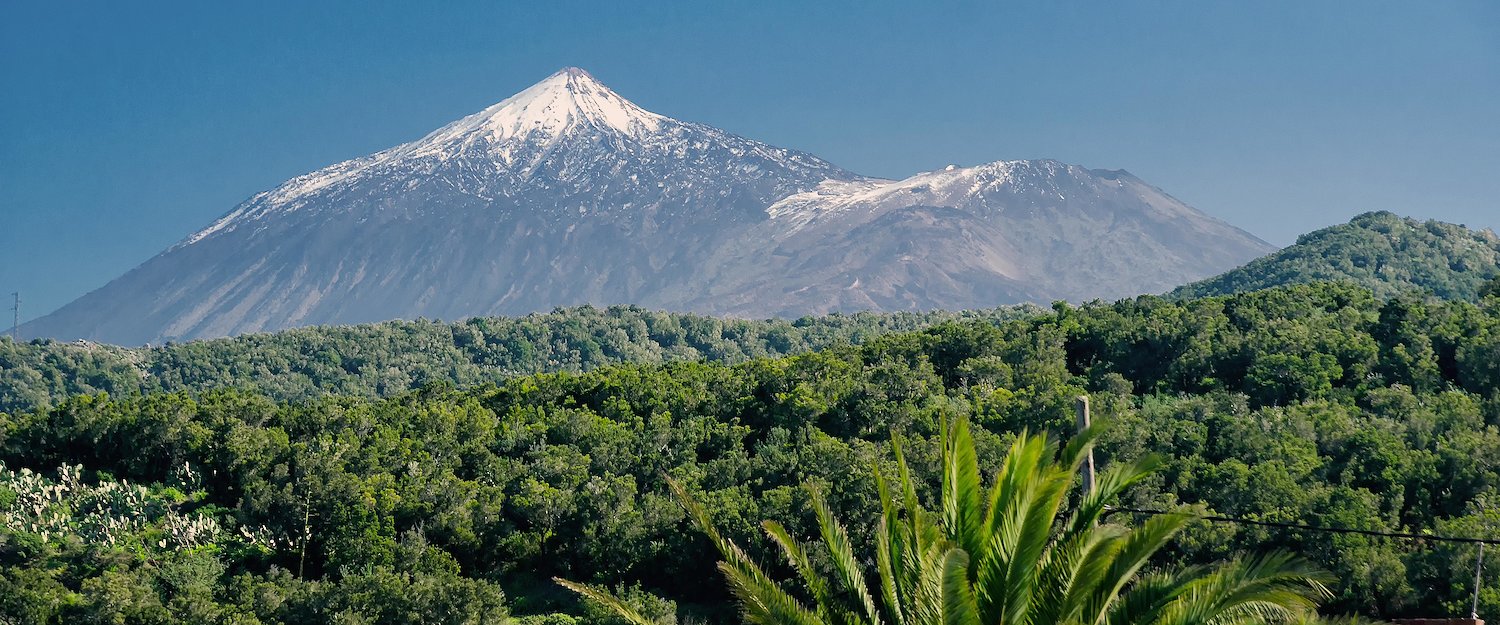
[1174,211,1500,301]
[4,281,1500,623]
[0,305,1036,417]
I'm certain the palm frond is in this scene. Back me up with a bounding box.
[942,417,986,563]
[941,549,982,625]
[645,417,1332,625]
[553,578,669,625]
[1027,522,1118,625]
[1067,455,1163,536]
[1099,569,1183,625]
[764,519,835,615]
[1058,525,1128,622]
[812,486,885,625]
[997,459,1072,625]
[719,561,830,625]
[909,537,951,625]
[667,475,826,625]
[1083,511,1193,623]
[1147,552,1332,625]
[1057,420,1103,474]
[874,464,915,625]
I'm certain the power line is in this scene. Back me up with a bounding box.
[8,292,17,342]
[1111,504,1496,616]
[1106,505,1500,546]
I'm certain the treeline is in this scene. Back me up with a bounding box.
[4,282,1500,622]
[0,304,1038,416]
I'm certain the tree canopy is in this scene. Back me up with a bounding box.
[4,282,1500,622]
[0,304,1037,416]
[567,420,1331,625]
[1174,211,1500,301]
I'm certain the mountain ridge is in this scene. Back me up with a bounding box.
[26,67,1273,345]
[1172,211,1500,300]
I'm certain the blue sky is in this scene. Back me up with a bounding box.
[2,1,1497,322]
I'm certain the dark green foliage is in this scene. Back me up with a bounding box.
[1174,211,1500,301]
[0,304,1037,416]
[1482,276,1500,301]
[4,282,1500,621]
[572,421,1329,625]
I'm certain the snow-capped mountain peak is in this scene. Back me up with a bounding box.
[406,67,666,157]
[32,67,1274,345]
[167,66,852,252]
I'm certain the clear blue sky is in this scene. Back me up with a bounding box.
[3,1,1497,322]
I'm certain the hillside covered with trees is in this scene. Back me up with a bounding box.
[0,305,1038,417]
[5,283,1500,622]
[1174,211,1500,300]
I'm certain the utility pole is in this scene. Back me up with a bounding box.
[8,292,17,342]
[1472,541,1484,619]
[1076,395,1095,495]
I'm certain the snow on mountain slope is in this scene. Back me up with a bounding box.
[175,68,848,249]
[690,160,1274,315]
[406,66,665,151]
[26,68,1273,345]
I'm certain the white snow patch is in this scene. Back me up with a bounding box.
[403,67,665,160]
[766,161,1025,228]
[167,67,849,242]
[173,197,263,249]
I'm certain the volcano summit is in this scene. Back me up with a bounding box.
[27,68,1273,344]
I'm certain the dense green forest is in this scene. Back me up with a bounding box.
[5,282,1500,623]
[1174,211,1500,301]
[0,305,1037,417]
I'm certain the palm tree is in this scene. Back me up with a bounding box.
[559,417,1332,625]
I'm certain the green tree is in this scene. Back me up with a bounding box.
[1481,276,1500,301]
[562,418,1331,625]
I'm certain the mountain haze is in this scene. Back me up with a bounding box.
[27,68,1272,345]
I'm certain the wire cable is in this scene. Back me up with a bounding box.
[1105,505,1500,545]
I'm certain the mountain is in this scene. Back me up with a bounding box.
[700,162,1271,314]
[1172,211,1500,300]
[26,67,1273,345]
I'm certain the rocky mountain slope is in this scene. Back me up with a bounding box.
[26,68,1273,344]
